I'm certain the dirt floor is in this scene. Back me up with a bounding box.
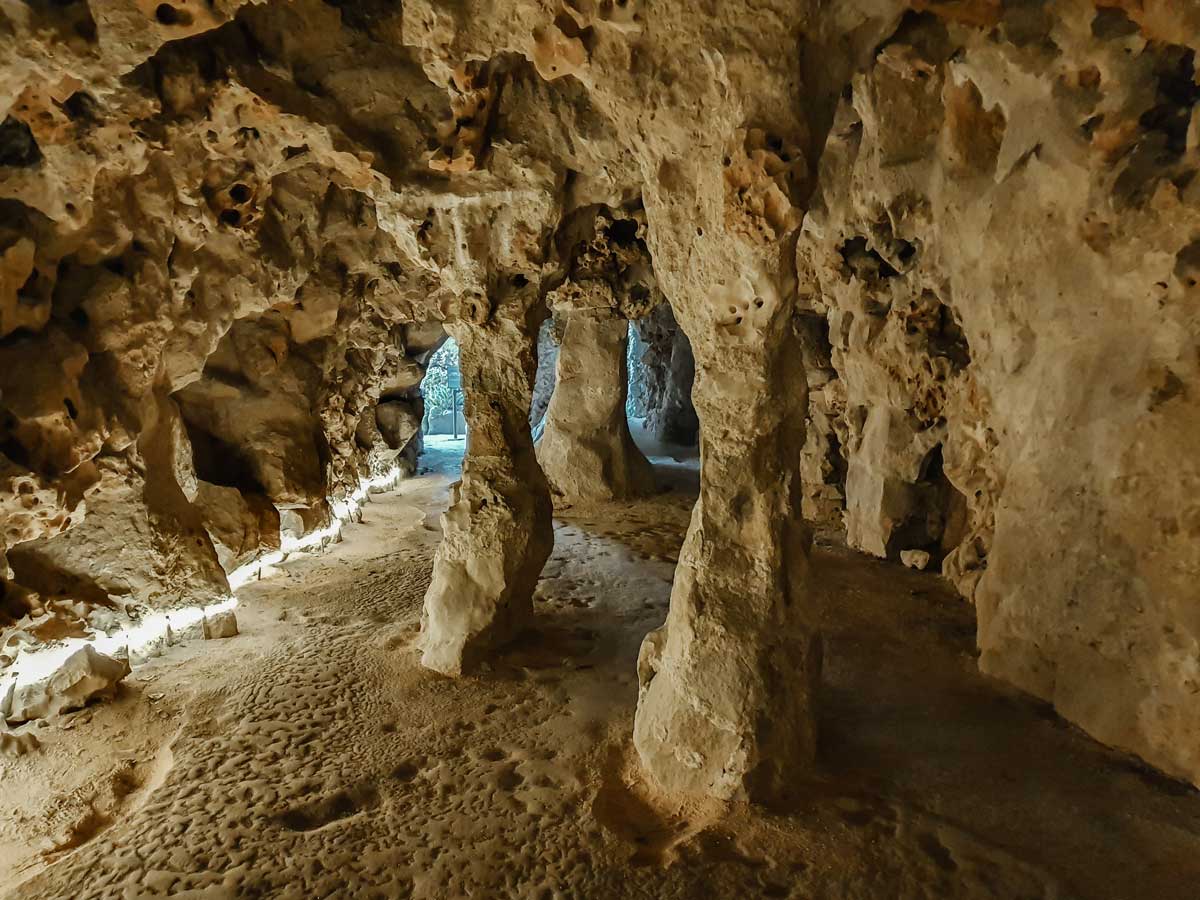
[2,434,1200,899]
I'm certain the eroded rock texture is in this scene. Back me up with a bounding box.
[0,0,459,707]
[796,3,1200,785]
[1,0,1198,796]
[536,209,657,503]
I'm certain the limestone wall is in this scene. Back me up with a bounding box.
[798,4,1200,783]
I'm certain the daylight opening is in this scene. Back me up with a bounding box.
[420,336,465,460]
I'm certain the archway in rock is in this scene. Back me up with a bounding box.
[628,306,699,450]
[419,336,467,462]
[534,209,657,507]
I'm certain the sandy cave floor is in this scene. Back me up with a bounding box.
[3,437,1200,899]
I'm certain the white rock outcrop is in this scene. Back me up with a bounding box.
[5,644,129,722]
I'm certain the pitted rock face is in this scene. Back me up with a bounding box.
[794,3,1200,785]
[0,0,1197,802]
[534,204,659,504]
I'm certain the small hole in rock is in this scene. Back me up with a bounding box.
[229,183,251,203]
[392,762,420,782]
[607,218,639,245]
[219,209,242,227]
[62,92,100,125]
[0,116,42,167]
[154,3,192,26]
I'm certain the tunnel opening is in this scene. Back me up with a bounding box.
[419,335,466,463]
[622,316,666,456]
[886,443,971,573]
[626,319,648,421]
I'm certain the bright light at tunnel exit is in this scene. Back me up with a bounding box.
[2,463,407,706]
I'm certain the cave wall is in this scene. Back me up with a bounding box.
[0,0,457,691]
[0,0,1197,788]
[797,4,1200,784]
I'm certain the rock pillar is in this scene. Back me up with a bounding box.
[418,302,553,676]
[633,318,821,801]
[537,297,654,504]
[633,127,822,800]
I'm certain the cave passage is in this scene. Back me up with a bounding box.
[3,0,1200,897]
[420,337,464,438]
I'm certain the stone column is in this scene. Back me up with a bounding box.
[418,303,553,676]
[633,129,823,801]
[633,320,821,801]
[537,289,654,504]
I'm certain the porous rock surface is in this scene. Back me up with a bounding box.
[536,208,658,504]
[0,0,1198,796]
[795,2,1200,786]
